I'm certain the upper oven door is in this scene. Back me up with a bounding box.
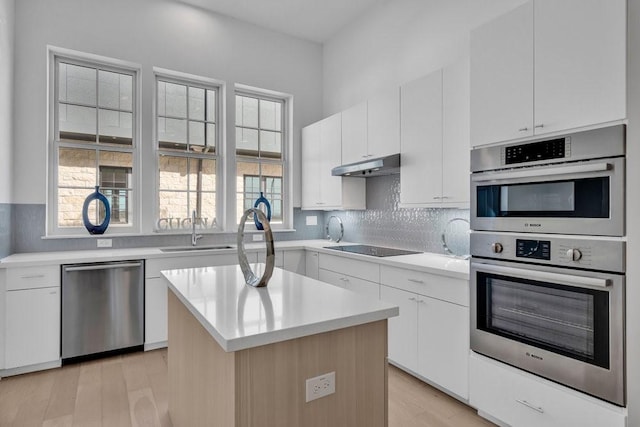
[471,157,624,236]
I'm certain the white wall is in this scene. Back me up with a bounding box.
[322,0,527,115]
[0,0,14,204]
[626,0,640,423]
[12,0,323,221]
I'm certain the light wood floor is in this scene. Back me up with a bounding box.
[0,349,495,427]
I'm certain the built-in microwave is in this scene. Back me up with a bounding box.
[470,125,625,236]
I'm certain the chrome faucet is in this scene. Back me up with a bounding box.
[191,210,203,246]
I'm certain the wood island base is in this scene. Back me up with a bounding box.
[168,291,389,427]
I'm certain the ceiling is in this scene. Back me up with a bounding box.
[177,0,386,43]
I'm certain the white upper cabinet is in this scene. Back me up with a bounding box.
[301,113,366,210]
[442,57,470,205]
[341,102,368,165]
[400,69,443,206]
[367,86,401,159]
[471,0,626,146]
[534,0,626,135]
[471,1,534,146]
[400,57,470,207]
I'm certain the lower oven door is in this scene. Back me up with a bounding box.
[470,259,624,405]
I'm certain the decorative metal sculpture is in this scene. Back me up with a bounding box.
[237,208,275,287]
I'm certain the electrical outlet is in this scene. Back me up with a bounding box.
[306,215,318,226]
[97,239,112,248]
[305,371,335,402]
[252,233,263,241]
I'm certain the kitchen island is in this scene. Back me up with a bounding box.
[162,264,399,427]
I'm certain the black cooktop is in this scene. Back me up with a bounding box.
[324,244,421,257]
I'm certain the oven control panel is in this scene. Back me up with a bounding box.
[516,239,550,260]
[470,232,625,273]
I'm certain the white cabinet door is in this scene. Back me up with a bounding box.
[145,277,168,346]
[534,0,626,135]
[341,102,368,165]
[319,113,343,208]
[301,122,322,209]
[305,251,319,280]
[282,250,306,275]
[442,57,470,205]
[470,1,534,146]
[5,287,60,369]
[417,297,469,399]
[380,285,418,373]
[368,86,401,158]
[400,69,443,205]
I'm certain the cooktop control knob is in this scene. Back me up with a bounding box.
[566,248,582,261]
[491,243,504,254]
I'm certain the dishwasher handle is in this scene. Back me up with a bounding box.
[63,262,143,272]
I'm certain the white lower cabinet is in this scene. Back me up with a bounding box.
[318,269,379,299]
[380,285,418,372]
[5,286,60,369]
[282,250,306,276]
[305,251,319,280]
[3,265,61,371]
[380,266,469,400]
[470,353,626,427]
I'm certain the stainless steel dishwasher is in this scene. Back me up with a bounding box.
[62,260,144,363]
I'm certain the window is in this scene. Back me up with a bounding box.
[236,92,287,227]
[49,49,139,235]
[155,71,220,232]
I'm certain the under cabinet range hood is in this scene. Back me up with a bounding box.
[331,153,400,177]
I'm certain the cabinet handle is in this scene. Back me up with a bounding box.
[49,291,58,295]
[440,196,451,199]
[432,196,442,200]
[316,202,325,205]
[20,274,45,279]
[535,124,545,129]
[339,277,349,282]
[516,399,544,414]
[518,127,529,132]
[418,299,426,304]
[407,278,424,284]
[408,297,417,301]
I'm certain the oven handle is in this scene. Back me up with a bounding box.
[471,162,611,182]
[476,263,610,288]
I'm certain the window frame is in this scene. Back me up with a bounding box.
[47,46,142,236]
[234,85,293,231]
[153,68,224,234]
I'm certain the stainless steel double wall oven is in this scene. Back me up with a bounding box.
[469,125,626,406]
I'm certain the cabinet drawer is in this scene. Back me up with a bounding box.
[7,266,60,290]
[380,265,467,306]
[469,353,626,427]
[318,253,380,283]
[319,269,380,299]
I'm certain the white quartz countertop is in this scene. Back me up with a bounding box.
[163,264,399,352]
[0,239,469,279]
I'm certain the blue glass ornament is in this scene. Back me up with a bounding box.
[82,186,111,235]
[253,192,271,230]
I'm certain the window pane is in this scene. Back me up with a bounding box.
[58,147,96,189]
[158,191,188,228]
[59,63,96,105]
[98,70,132,111]
[58,188,93,227]
[158,117,187,150]
[159,155,188,191]
[99,110,132,145]
[260,100,281,131]
[236,128,259,155]
[188,158,216,192]
[59,104,97,143]
[236,95,258,128]
[196,191,217,229]
[159,82,187,118]
[206,123,216,153]
[206,90,216,122]
[236,161,260,222]
[189,87,205,121]
[260,130,282,158]
[189,121,205,149]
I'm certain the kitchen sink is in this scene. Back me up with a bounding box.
[160,245,234,252]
